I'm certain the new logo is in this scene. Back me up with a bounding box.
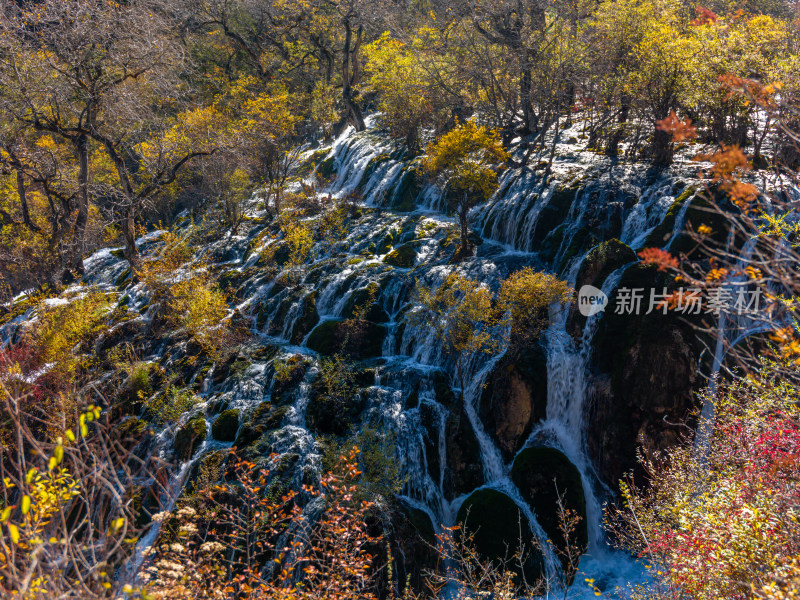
[577,284,608,317]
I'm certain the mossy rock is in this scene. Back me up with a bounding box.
[271,354,309,404]
[642,185,695,248]
[211,409,240,442]
[377,232,395,254]
[306,319,387,359]
[110,248,126,259]
[530,183,581,247]
[316,155,336,179]
[297,148,331,177]
[391,166,422,212]
[175,416,207,461]
[456,490,543,583]
[512,447,588,574]
[234,403,289,449]
[290,293,320,344]
[576,239,637,292]
[383,243,417,268]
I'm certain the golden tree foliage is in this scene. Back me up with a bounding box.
[423,120,508,252]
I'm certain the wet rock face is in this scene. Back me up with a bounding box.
[456,489,543,583]
[589,263,701,485]
[306,319,387,359]
[390,502,439,595]
[479,346,548,461]
[511,447,587,574]
[211,409,240,442]
[443,403,484,499]
[175,416,207,461]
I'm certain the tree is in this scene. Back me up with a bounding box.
[496,267,574,349]
[363,33,438,154]
[0,0,192,271]
[423,120,508,255]
[415,271,496,395]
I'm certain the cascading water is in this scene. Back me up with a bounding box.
[5,118,722,597]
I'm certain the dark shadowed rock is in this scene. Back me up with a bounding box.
[456,489,543,583]
[443,403,484,498]
[512,447,587,574]
[479,346,548,460]
[211,409,240,442]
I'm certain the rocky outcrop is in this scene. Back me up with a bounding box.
[512,447,587,574]
[306,319,387,359]
[456,489,543,582]
[589,263,701,485]
[478,346,548,460]
[443,403,484,498]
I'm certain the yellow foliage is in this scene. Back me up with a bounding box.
[167,274,230,348]
[424,119,508,205]
[281,221,314,271]
[27,290,111,384]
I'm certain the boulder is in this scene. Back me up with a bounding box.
[456,489,543,583]
[479,346,548,460]
[512,447,588,574]
[211,409,240,442]
[175,416,207,461]
[383,243,417,268]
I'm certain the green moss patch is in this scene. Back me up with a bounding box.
[211,409,240,442]
[512,447,588,574]
[456,489,543,583]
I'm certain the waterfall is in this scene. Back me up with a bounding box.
[10,118,721,598]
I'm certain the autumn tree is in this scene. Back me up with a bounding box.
[0,0,199,271]
[423,120,508,255]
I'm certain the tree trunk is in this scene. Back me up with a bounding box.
[15,169,39,232]
[652,127,673,167]
[342,19,365,132]
[72,134,90,272]
[121,206,139,269]
[459,196,470,253]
